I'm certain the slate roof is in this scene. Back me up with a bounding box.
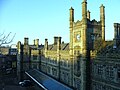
[48,43,69,51]
[29,45,44,50]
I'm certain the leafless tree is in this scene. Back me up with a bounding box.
[0,31,16,46]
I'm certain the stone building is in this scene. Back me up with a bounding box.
[90,23,120,90]
[17,38,44,81]
[17,0,120,90]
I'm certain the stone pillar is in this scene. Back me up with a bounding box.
[100,4,105,41]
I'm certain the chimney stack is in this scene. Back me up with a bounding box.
[87,10,90,20]
[35,39,39,47]
[45,39,48,50]
[24,37,29,45]
[54,36,58,45]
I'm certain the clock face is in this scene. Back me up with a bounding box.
[76,34,80,41]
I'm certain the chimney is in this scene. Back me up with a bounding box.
[57,37,61,50]
[33,39,35,45]
[35,39,39,47]
[24,37,29,45]
[87,10,90,20]
[45,39,48,50]
[54,36,58,45]
[17,41,21,52]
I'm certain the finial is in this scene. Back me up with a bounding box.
[100,4,105,8]
[83,0,87,2]
[87,10,90,13]
[70,7,74,10]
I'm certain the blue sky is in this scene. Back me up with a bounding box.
[0,0,120,45]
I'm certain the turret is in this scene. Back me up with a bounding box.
[100,4,105,41]
[81,0,87,52]
[69,7,74,52]
[82,0,87,20]
[69,7,74,26]
[69,7,74,87]
[87,10,90,20]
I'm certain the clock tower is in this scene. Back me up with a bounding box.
[69,0,91,90]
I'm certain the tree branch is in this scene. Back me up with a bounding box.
[0,32,16,46]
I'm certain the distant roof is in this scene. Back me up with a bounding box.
[10,44,17,48]
[25,69,73,90]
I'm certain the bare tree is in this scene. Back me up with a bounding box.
[0,31,16,46]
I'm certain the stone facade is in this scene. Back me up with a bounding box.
[16,0,120,90]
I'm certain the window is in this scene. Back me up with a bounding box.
[91,34,95,40]
[64,60,67,67]
[77,51,80,55]
[105,65,114,80]
[97,65,103,75]
[52,68,57,76]
[60,60,64,66]
[74,50,76,55]
[118,69,120,78]
[77,60,80,71]
[48,66,51,74]
[33,55,37,60]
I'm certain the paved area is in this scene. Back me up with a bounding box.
[0,85,35,90]
[0,72,35,90]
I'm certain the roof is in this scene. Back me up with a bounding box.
[48,43,69,51]
[25,69,73,90]
[29,45,44,50]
